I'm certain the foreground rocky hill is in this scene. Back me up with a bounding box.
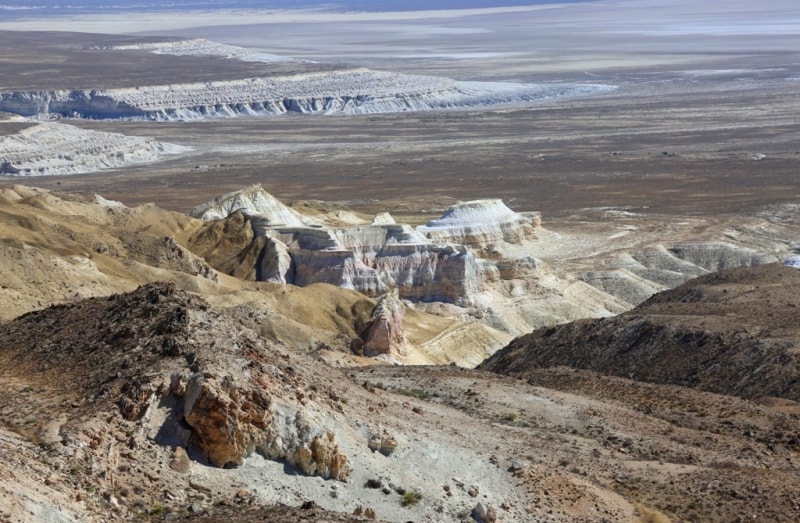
[4,283,800,522]
[481,264,800,400]
[2,186,800,521]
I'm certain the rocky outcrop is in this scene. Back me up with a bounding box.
[417,199,540,248]
[361,289,406,357]
[191,186,535,307]
[258,236,293,283]
[190,186,318,227]
[0,283,352,480]
[171,371,351,479]
[0,68,614,121]
[0,121,185,176]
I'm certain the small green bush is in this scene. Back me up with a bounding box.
[401,491,422,506]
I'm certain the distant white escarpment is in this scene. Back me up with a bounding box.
[0,121,186,176]
[0,68,615,121]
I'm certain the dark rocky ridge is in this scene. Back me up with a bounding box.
[481,264,800,400]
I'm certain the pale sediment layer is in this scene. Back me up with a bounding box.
[111,38,302,63]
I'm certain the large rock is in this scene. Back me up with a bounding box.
[171,370,351,480]
[361,288,406,357]
[179,372,271,468]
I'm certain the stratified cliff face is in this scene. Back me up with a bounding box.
[417,199,540,247]
[189,186,536,307]
[0,68,614,121]
[0,121,185,176]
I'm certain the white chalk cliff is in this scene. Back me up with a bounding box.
[190,186,541,311]
[0,68,614,121]
[0,122,185,176]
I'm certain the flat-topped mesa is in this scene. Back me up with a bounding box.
[0,121,183,176]
[417,199,540,248]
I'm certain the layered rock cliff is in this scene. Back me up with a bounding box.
[189,186,537,307]
[0,68,614,121]
[0,121,184,176]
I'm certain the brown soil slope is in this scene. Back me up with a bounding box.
[481,264,800,400]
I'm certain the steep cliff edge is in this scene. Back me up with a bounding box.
[0,68,614,121]
[189,185,539,309]
[0,121,185,176]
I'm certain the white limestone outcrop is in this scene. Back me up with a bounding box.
[191,186,524,306]
[0,122,185,176]
[190,185,320,227]
[0,68,615,121]
[417,199,540,247]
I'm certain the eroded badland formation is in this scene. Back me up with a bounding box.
[2,1,800,521]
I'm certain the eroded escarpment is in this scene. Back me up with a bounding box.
[188,185,800,339]
[0,68,614,121]
[189,185,540,308]
[0,121,186,176]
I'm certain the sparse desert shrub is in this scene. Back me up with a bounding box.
[401,491,422,506]
[396,388,430,400]
[504,412,518,422]
[365,478,383,489]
